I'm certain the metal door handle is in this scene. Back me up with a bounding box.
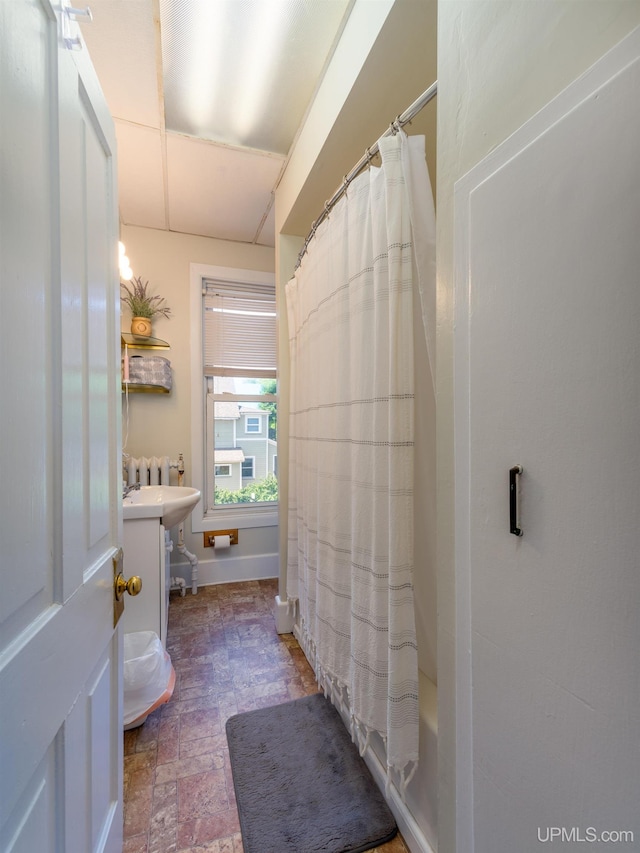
[115,573,142,599]
[510,465,523,536]
[113,548,142,627]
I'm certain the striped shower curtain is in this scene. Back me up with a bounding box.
[285,130,435,786]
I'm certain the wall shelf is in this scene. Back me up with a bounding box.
[122,332,172,393]
[121,332,169,350]
[122,383,170,394]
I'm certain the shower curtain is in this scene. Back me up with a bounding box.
[286,130,435,785]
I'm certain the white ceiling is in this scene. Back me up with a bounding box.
[80,0,352,248]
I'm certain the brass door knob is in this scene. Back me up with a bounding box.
[114,572,142,600]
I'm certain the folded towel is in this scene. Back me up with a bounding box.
[128,355,172,390]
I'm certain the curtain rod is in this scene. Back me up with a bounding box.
[294,79,438,271]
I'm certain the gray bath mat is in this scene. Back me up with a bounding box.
[225,692,397,853]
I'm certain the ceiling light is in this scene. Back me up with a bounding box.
[119,241,133,281]
[230,0,290,142]
[160,0,351,154]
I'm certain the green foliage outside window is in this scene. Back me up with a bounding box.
[215,474,278,505]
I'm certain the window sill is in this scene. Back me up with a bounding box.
[191,507,278,533]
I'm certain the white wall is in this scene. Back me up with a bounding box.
[120,225,278,577]
[436,4,640,850]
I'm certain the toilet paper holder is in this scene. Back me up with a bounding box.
[203,528,238,548]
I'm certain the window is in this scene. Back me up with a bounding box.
[190,264,278,531]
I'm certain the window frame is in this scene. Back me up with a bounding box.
[190,263,278,532]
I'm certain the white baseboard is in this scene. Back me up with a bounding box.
[169,552,278,587]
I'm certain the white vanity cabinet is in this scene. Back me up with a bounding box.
[122,518,170,647]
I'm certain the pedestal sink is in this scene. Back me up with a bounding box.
[123,485,200,528]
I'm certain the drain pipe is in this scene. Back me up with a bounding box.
[166,531,186,597]
[170,575,186,596]
[175,452,199,595]
[165,532,185,596]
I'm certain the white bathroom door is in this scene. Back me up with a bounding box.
[0,2,123,852]
[455,28,640,852]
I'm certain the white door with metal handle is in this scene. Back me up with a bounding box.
[0,3,123,850]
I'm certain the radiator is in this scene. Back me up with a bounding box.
[124,455,180,486]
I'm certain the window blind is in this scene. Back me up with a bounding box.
[203,278,277,379]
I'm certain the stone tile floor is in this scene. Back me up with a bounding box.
[123,578,409,853]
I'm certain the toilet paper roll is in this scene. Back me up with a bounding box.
[213,534,231,550]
